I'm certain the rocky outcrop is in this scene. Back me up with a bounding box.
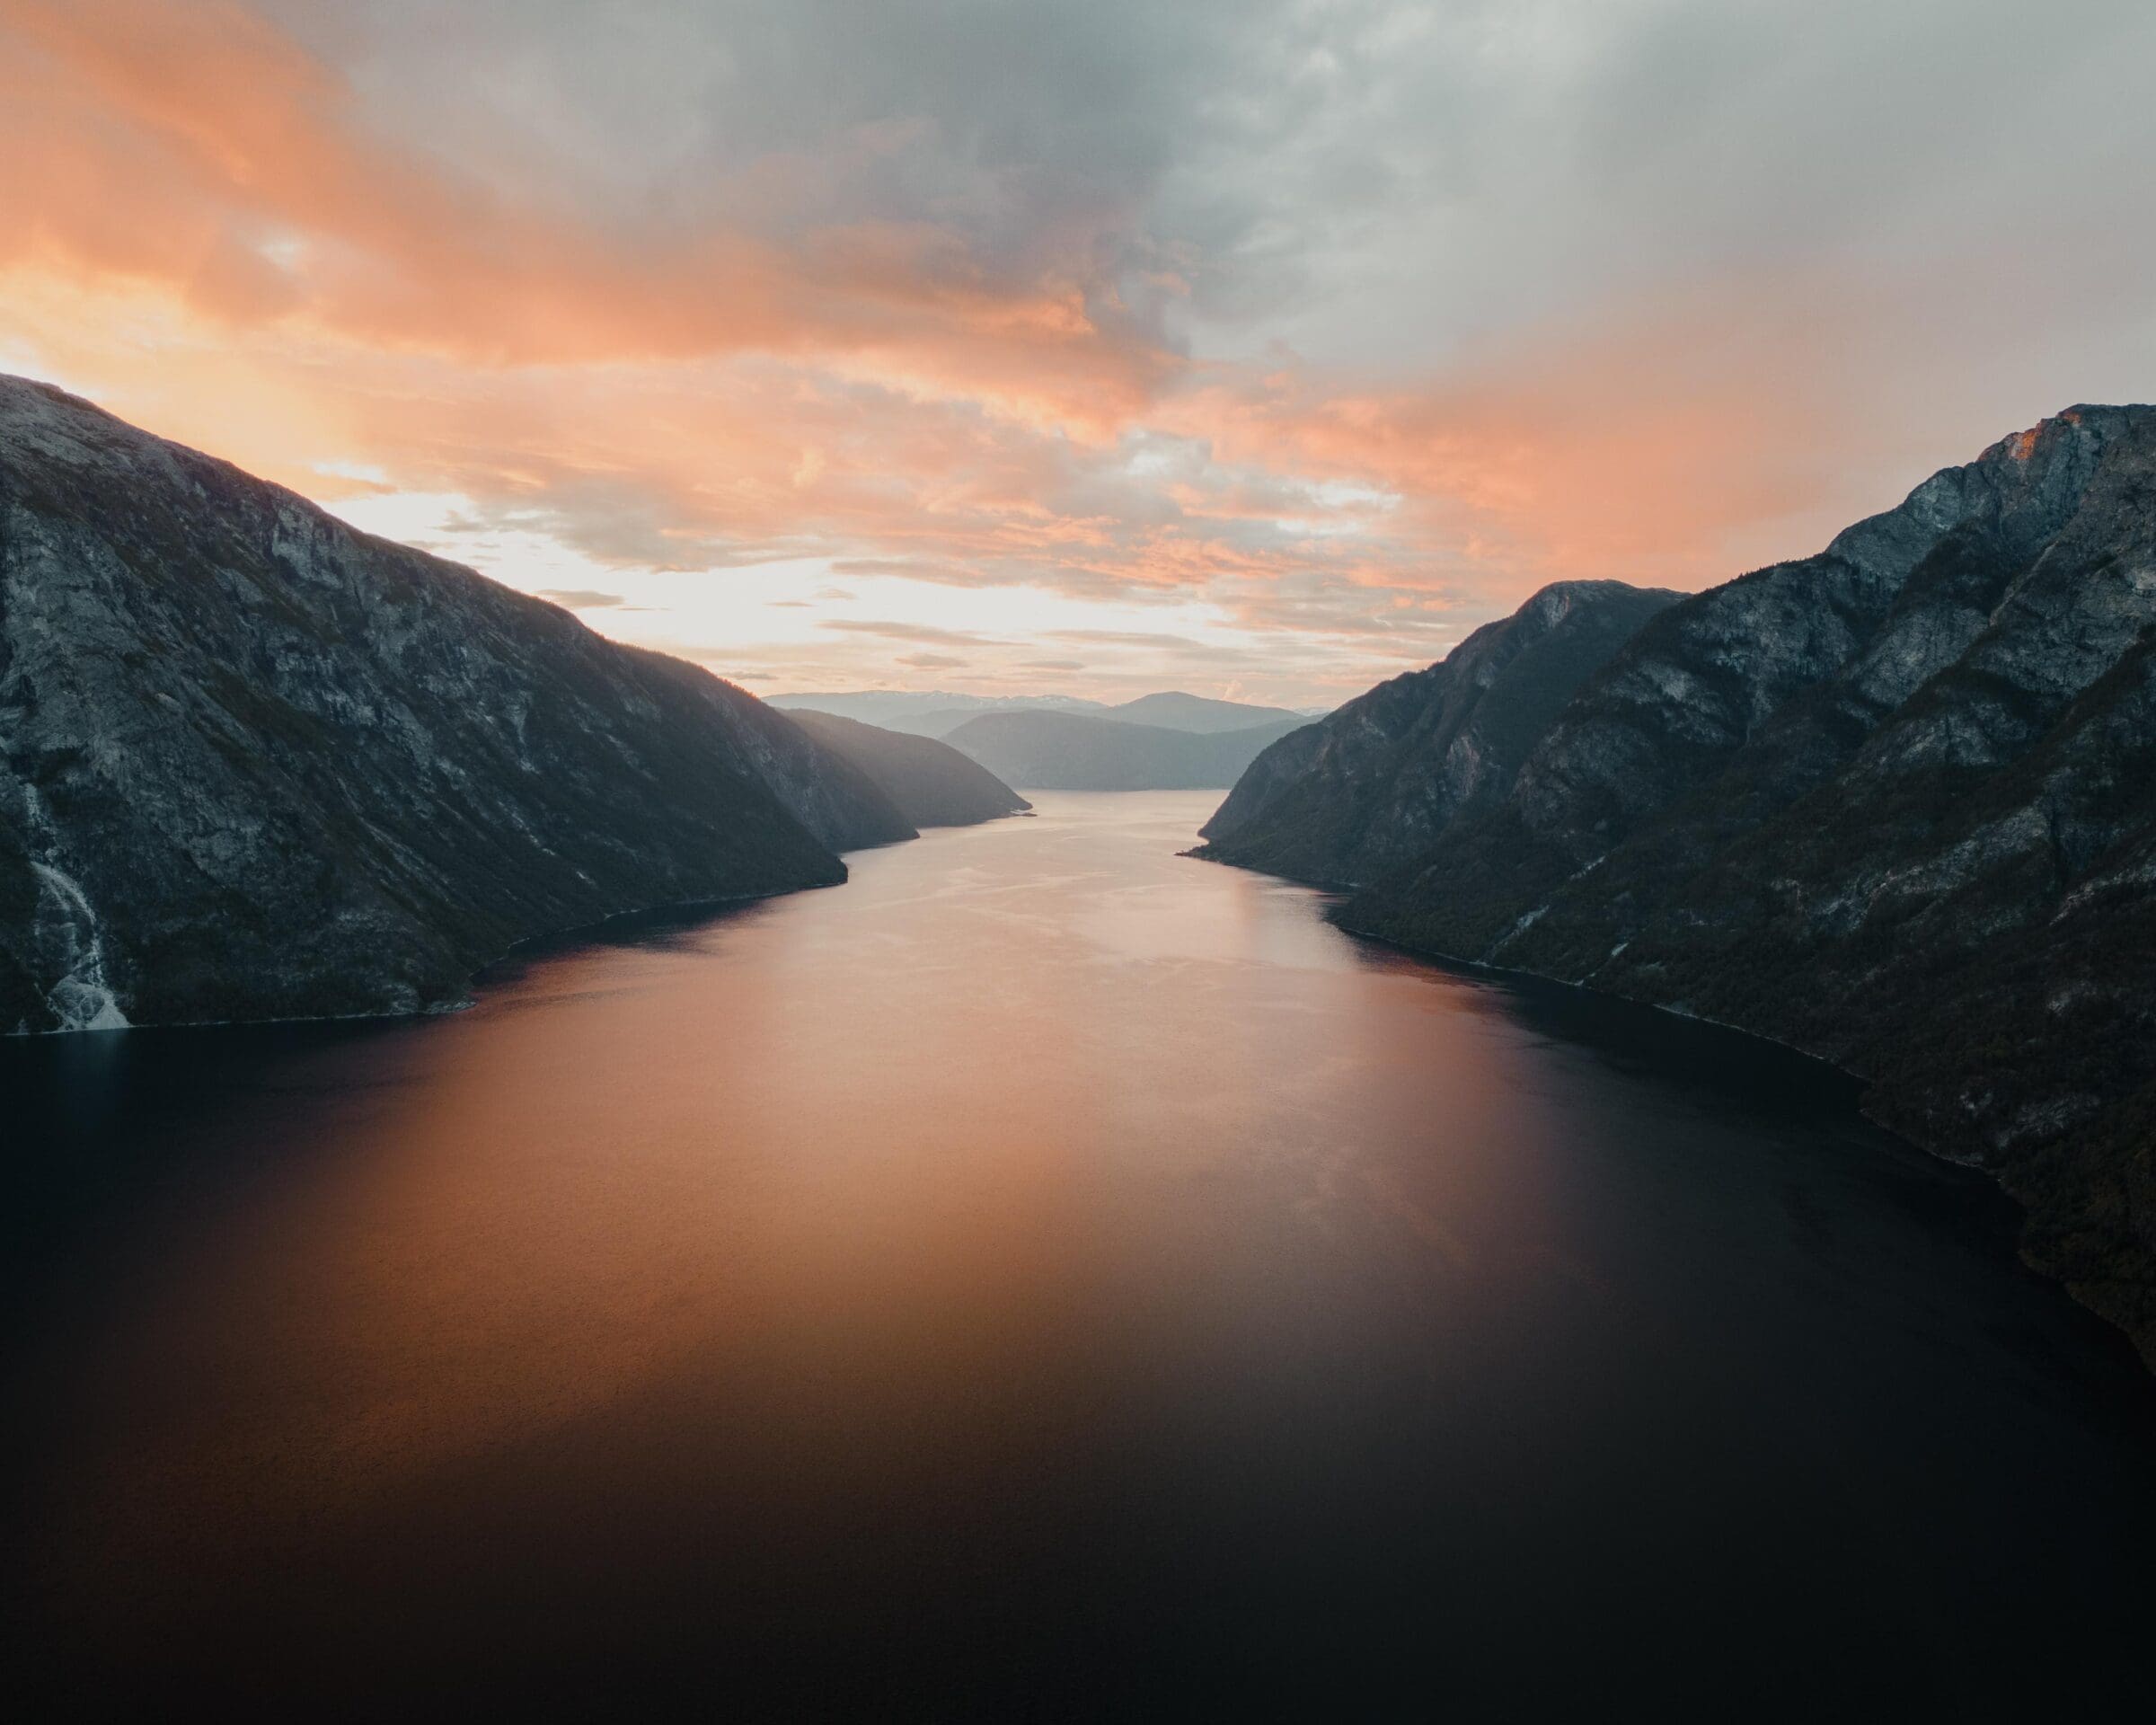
[1208,406,2156,1361]
[1194,581,1679,886]
[0,376,915,1031]
[944,710,1309,791]
[782,710,1031,827]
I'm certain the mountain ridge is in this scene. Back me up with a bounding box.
[1194,580,1681,886]
[774,689,1308,740]
[770,691,1105,732]
[946,709,1309,791]
[782,710,1031,827]
[0,376,915,1032]
[1098,691,1308,733]
[1205,405,2156,1363]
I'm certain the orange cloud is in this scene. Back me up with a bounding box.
[0,0,1176,429]
[1157,276,1894,591]
[0,0,2002,702]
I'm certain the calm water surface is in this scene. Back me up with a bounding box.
[5,792,2154,1717]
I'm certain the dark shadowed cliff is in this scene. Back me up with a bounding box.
[1195,581,1679,886]
[0,377,915,1032]
[1207,406,2156,1361]
[782,710,1030,827]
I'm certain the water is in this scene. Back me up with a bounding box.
[4,792,2152,1718]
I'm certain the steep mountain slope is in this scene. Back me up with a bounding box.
[1100,692,1309,733]
[782,710,1031,827]
[0,377,914,1032]
[1195,581,1678,885]
[944,711,1308,791]
[1298,407,2156,1358]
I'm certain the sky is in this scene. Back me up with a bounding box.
[4,0,2153,705]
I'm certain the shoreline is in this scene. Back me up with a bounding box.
[1187,845,2156,1376]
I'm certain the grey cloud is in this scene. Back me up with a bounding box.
[273,0,2156,384]
[1041,629,1268,665]
[818,619,1003,647]
[1046,629,1206,650]
[268,0,2156,674]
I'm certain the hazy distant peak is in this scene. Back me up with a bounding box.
[772,687,1313,740]
[768,691,1107,732]
[1099,691,1310,733]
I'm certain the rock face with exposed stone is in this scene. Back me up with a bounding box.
[1207,407,2156,1363]
[1193,580,1681,888]
[0,376,916,1032]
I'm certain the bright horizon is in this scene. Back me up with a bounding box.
[4,0,2153,705]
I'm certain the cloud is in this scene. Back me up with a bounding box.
[5,0,2155,704]
[896,650,968,669]
[536,588,625,609]
[1047,628,1206,649]
[1042,627,1270,666]
[0,0,1195,431]
[817,618,1003,647]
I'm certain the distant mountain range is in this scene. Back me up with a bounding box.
[1092,691,1312,734]
[774,688,1317,788]
[943,710,1311,791]
[769,691,1103,732]
[0,378,1008,1031]
[782,711,1030,827]
[773,688,1312,740]
[1200,407,2156,1366]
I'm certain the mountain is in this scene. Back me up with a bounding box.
[1208,406,2156,1363]
[781,711,1031,827]
[769,691,1106,732]
[1194,582,1679,886]
[0,376,915,1033]
[853,706,1032,740]
[1100,692,1311,733]
[944,711,1310,791]
[776,690,1306,741]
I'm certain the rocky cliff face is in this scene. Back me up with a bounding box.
[1194,581,1679,886]
[1223,407,2156,1359]
[0,377,915,1032]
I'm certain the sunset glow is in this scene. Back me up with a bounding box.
[5,0,2152,703]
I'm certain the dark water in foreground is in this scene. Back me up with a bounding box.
[4,792,2153,1718]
